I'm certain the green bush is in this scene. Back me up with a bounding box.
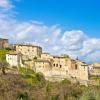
[61,79,71,85]
[16,92,28,100]
[51,95,59,100]
[19,67,35,77]
[35,72,45,82]
[0,49,8,61]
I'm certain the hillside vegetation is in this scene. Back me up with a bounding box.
[0,49,9,61]
[0,67,100,100]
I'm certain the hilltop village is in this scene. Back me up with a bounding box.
[0,38,100,85]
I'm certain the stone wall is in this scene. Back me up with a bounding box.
[0,38,8,48]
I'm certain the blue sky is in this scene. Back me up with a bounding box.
[0,0,100,63]
[13,0,100,37]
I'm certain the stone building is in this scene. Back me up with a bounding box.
[89,63,100,76]
[51,56,69,78]
[67,59,89,81]
[7,43,89,83]
[41,53,53,60]
[34,59,52,77]
[15,44,42,60]
[41,54,70,78]
[0,38,8,48]
[40,53,89,81]
[6,51,22,67]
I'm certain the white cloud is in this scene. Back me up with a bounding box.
[0,0,100,63]
[80,38,100,63]
[0,0,13,10]
[81,38,100,56]
[61,30,87,50]
[84,51,100,63]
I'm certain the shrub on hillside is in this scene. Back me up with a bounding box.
[80,88,100,100]
[51,95,59,100]
[19,67,46,87]
[0,61,9,75]
[61,79,71,85]
[16,92,28,100]
[35,72,45,82]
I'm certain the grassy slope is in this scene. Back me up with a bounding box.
[0,73,46,100]
[0,67,100,100]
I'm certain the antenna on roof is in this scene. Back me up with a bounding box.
[76,56,79,60]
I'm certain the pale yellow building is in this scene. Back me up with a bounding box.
[0,38,8,48]
[41,54,70,78]
[34,59,52,77]
[11,43,89,82]
[41,54,69,70]
[68,59,89,81]
[89,63,100,76]
[15,44,42,60]
[51,56,69,78]
[6,51,22,67]
[40,53,89,81]
[41,53,53,60]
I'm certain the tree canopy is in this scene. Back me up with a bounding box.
[0,49,8,61]
[61,54,70,58]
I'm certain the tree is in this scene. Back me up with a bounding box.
[61,54,70,58]
[0,49,8,61]
[36,72,45,82]
[0,49,9,75]
[0,61,9,75]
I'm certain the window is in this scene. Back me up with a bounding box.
[56,64,58,67]
[53,64,55,67]
[75,64,78,70]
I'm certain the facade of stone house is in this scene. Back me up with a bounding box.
[67,60,89,81]
[89,63,100,76]
[6,52,22,67]
[41,54,70,78]
[34,59,52,77]
[40,53,89,81]
[0,38,8,48]
[51,56,69,78]
[41,53,53,60]
[15,44,42,60]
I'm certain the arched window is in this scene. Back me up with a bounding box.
[56,64,58,67]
